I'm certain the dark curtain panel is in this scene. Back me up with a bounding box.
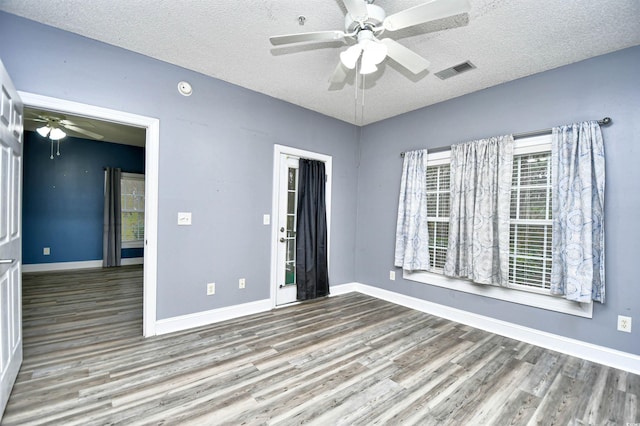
[103,167,122,267]
[295,159,329,300]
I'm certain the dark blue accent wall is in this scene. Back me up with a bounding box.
[23,131,145,264]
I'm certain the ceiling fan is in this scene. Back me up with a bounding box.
[270,0,471,83]
[26,112,104,159]
[27,113,104,141]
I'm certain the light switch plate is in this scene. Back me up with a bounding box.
[43,247,50,256]
[263,214,270,225]
[177,212,192,226]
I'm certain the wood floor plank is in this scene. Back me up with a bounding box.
[2,266,638,425]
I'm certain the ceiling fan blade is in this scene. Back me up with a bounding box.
[26,117,48,123]
[270,31,346,46]
[61,123,104,140]
[329,62,349,85]
[60,119,96,129]
[383,0,470,32]
[379,39,431,74]
[341,0,368,20]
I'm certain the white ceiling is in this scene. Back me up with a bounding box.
[2,0,640,126]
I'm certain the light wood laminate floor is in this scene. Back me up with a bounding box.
[2,266,638,425]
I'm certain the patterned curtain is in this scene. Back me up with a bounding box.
[551,121,605,303]
[394,149,430,271]
[444,135,514,285]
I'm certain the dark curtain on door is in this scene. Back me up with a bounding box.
[103,167,122,267]
[295,159,329,300]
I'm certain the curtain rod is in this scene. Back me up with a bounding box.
[400,117,612,158]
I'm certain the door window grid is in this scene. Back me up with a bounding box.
[284,167,298,286]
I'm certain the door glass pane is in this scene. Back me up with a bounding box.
[287,192,296,214]
[288,168,296,190]
[286,239,295,262]
[285,262,295,285]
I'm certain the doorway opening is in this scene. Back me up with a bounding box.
[18,92,159,337]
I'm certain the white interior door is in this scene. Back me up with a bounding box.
[0,59,23,419]
[275,155,299,306]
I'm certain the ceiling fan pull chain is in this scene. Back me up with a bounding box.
[56,140,61,156]
[50,139,54,160]
[361,73,366,126]
[354,60,359,125]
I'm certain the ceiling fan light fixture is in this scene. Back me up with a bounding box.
[359,60,378,75]
[340,44,363,69]
[364,40,388,65]
[36,125,51,138]
[49,127,67,140]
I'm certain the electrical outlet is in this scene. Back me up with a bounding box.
[43,247,50,256]
[389,271,396,281]
[207,283,215,295]
[617,315,632,333]
[239,278,246,289]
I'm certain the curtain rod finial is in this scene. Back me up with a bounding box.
[601,117,611,125]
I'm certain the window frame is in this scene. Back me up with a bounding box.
[120,172,145,249]
[404,135,593,318]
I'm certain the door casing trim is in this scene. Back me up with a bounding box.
[18,91,159,337]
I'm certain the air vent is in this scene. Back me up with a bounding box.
[434,61,476,80]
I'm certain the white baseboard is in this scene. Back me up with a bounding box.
[23,258,144,273]
[352,282,640,375]
[155,299,273,336]
[330,282,358,296]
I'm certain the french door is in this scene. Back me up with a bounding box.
[0,58,23,420]
[271,145,332,307]
[275,156,299,306]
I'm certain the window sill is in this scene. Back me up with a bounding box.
[403,270,593,318]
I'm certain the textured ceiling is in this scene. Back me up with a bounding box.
[2,0,640,126]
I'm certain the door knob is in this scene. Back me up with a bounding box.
[279,238,286,243]
[0,259,15,264]
[280,227,285,232]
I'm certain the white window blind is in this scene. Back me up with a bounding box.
[509,151,552,290]
[425,163,450,271]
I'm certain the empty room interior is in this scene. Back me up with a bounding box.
[0,0,639,424]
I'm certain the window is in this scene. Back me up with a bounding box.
[425,163,450,272]
[407,135,592,317]
[121,173,145,248]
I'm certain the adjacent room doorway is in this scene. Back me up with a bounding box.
[18,92,160,337]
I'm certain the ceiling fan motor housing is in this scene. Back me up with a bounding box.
[344,4,385,33]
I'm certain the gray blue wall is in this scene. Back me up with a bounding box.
[0,12,359,320]
[2,11,638,355]
[357,46,640,355]
[23,131,145,264]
